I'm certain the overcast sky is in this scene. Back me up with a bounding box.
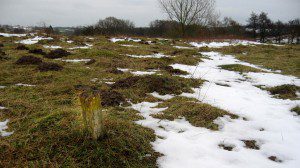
[0,0,299,27]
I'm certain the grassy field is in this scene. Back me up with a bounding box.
[216,45,300,77]
[0,35,299,167]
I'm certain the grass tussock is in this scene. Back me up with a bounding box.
[219,64,263,73]
[291,106,300,115]
[152,97,238,130]
[0,108,160,167]
[111,75,202,96]
[267,84,299,100]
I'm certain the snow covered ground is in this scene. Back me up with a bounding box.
[57,59,92,63]
[0,105,13,137]
[110,37,142,43]
[0,119,13,137]
[190,40,282,48]
[17,36,53,45]
[43,45,62,49]
[132,51,300,168]
[0,32,27,37]
[126,53,169,58]
[69,43,93,50]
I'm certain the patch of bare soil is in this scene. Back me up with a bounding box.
[37,62,63,72]
[15,55,43,65]
[29,49,46,55]
[44,49,71,59]
[16,44,29,50]
[100,90,126,107]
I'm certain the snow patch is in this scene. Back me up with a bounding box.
[17,36,53,45]
[126,53,168,58]
[131,70,157,76]
[69,43,93,50]
[174,46,194,49]
[43,45,62,49]
[58,59,92,63]
[150,92,174,100]
[190,40,281,48]
[15,83,36,87]
[0,32,27,37]
[110,37,142,43]
[133,51,300,167]
[0,119,13,137]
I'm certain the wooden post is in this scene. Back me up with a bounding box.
[79,90,104,140]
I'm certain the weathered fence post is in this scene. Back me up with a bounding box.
[79,90,104,140]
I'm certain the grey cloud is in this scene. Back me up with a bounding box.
[0,0,299,27]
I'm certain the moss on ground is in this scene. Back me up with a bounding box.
[219,64,263,73]
[152,97,238,130]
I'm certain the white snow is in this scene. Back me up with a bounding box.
[173,46,194,49]
[105,82,115,85]
[17,36,53,45]
[120,44,137,47]
[126,53,168,58]
[132,51,300,168]
[246,72,300,87]
[43,45,62,49]
[0,86,6,89]
[117,68,130,72]
[0,119,13,137]
[66,40,74,44]
[131,71,157,76]
[110,37,142,43]
[69,43,93,50]
[190,40,280,48]
[0,106,7,110]
[0,32,27,37]
[58,59,92,63]
[150,92,174,100]
[15,83,36,87]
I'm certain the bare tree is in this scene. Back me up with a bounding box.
[247,12,259,38]
[258,12,271,43]
[158,0,216,37]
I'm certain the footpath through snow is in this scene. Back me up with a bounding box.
[132,51,300,168]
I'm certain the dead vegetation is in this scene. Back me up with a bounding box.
[268,156,282,163]
[242,140,260,150]
[219,144,235,151]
